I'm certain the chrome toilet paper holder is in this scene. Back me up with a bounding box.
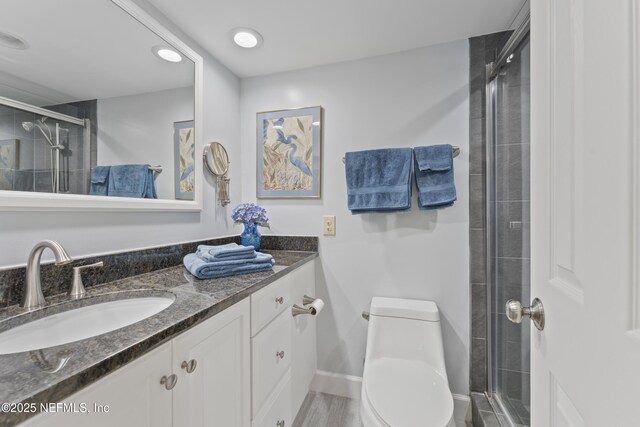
[292,294,322,317]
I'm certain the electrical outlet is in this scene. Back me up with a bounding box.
[323,215,336,236]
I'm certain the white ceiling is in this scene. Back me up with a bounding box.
[0,0,193,107]
[148,0,527,78]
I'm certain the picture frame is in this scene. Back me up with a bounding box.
[256,106,323,198]
[0,139,19,191]
[174,120,195,200]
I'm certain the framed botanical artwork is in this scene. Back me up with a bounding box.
[174,120,195,200]
[257,106,323,198]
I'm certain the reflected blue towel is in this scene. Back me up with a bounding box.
[108,164,157,199]
[345,148,413,214]
[413,145,456,210]
[183,253,275,280]
[196,243,257,262]
[90,166,110,196]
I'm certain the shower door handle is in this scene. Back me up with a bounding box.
[505,298,545,331]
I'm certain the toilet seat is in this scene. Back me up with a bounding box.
[363,357,454,427]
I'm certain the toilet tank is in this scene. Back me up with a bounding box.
[364,297,448,382]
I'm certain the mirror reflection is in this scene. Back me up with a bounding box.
[0,0,195,200]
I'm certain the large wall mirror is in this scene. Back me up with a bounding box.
[0,0,203,211]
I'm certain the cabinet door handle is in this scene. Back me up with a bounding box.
[181,359,197,374]
[276,420,285,427]
[276,350,285,359]
[160,374,178,390]
[275,296,284,304]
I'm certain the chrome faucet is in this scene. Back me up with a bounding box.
[22,240,73,310]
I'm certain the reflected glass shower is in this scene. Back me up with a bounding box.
[487,34,531,426]
[0,102,91,194]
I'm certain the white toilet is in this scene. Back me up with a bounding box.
[360,297,454,427]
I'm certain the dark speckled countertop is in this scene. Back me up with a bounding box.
[0,250,317,426]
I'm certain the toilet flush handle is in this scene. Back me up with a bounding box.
[362,311,370,321]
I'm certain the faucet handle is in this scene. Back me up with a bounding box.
[70,261,103,299]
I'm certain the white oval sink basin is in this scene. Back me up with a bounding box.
[0,296,174,355]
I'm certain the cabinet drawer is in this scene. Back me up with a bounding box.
[251,274,291,336]
[252,371,292,427]
[252,309,292,417]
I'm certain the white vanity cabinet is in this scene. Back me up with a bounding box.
[250,261,317,427]
[23,298,251,427]
[21,259,317,427]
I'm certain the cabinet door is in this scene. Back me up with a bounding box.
[289,261,317,418]
[22,342,173,427]
[172,298,251,427]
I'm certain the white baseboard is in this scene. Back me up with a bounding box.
[310,371,471,425]
[310,370,362,399]
[451,393,471,425]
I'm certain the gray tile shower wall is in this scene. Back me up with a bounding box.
[0,235,318,307]
[468,31,512,394]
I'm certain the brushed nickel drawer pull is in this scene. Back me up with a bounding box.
[160,374,177,390]
[276,350,285,359]
[181,359,197,373]
[275,296,284,304]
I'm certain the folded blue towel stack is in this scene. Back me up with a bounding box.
[108,164,157,199]
[413,145,456,210]
[184,243,275,280]
[90,166,110,196]
[345,148,413,214]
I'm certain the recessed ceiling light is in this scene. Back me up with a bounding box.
[0,31,28,50]
[152,45,182,63]
[232,28,263,49]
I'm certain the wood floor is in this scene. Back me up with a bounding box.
[293,392,363,427]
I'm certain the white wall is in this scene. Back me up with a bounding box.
[0,0,240,268]
[97,86,193,199]
[240,41,470,394]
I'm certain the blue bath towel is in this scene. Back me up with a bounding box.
[413,145,456,209]
[108,164,157,199]
[90,166,110,196]
[345,148,413,214]
[196,243,257,262]
[183,253,275,280]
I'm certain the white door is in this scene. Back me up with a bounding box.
[531,0,640,425]
[172,298,251,427]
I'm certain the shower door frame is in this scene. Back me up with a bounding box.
[484,15,531,427]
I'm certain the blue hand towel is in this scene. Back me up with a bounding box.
[108,164,157,199]
[413,145,456,210]
[345,148,413,214]
[196,243,257,262]
[90,166,110,196]
[183,253,275,280]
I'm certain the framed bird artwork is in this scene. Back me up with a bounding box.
[256,106,323,198]
[174,120,195,200]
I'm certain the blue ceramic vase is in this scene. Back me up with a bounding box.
[240,223,261,251]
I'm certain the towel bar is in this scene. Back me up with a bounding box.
[149,165,162,174]
[342,146,460,163]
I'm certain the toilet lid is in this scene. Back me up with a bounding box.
[364,358,453,427]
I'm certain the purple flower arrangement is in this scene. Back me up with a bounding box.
[231,203,270,228]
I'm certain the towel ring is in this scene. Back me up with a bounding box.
[341,146,460,163]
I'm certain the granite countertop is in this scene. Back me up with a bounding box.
[0,250,317,426]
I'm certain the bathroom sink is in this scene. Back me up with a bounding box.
[0,293,175,355]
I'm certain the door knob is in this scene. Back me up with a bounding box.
[505,298,545,331]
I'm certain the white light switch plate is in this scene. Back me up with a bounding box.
[323,215,336,236]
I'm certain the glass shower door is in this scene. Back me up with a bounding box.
[487,34,531,427]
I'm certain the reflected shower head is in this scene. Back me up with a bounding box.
[21,118,53,146]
